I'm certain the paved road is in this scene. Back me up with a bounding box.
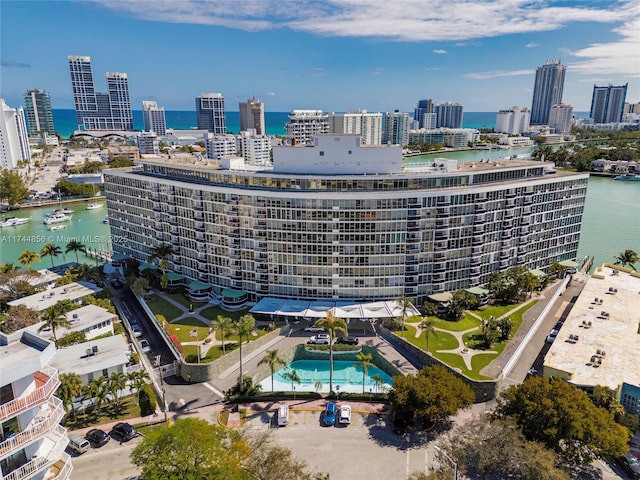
[69,436,141,480]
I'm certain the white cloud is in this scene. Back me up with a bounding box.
[464,69,535,80]
[433,49,448,54]
[265,92,276,97]
[525,42,538,48]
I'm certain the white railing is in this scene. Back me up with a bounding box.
[50,452,73,480]
[2,426,67,480]
[0,367,60,423]
[0,397,65,457]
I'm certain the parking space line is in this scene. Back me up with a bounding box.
[202,382,224,397]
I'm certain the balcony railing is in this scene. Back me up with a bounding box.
[49,452,73,480]
[3,425,67,480]
[0,367,59,423]
[0,397,64,458]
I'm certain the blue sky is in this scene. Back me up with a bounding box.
[1,0,638,113]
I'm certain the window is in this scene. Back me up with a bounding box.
[319,151,325,156]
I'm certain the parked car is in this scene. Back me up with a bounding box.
[308,333,330,345]
[617,451,640,479]
[546,329,559,343]
[323,402,337,426]
[111,278,124,289]
[67,434,89,454]
[131,324,143,338]
[336,336,359,345]
[339,404,352,424]
[304,325,325,333]
[140,339,151,353]
[86,428,110,447]
[111,422,137,441]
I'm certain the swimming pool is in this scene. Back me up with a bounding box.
[259,359,394,394]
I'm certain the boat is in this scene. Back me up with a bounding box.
[43,213,72,225]
[86,203,103,210]
[0,217,30,227]
[48,225,66,231]
[102,217,109,224]
[49,208,73,215]
[613,174,640,181]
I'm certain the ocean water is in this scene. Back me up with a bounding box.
[51,110,516,139]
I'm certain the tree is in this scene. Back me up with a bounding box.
[614,249,639,271]
[396,296,415,336]
[56,372,82,418]
[0,269,40,302]
[372,373,384,393]
[422,301,437,317]
[127,370,150,405]
[131,277,150,295]
[549,261,566,279]
[65,239,87,263]
[520,272,541,297]
[388,365,474,427]
[282,369,301,393]
[91,376,110,411]
[497,376,629,464]
[258,349,286,392]
[0,262,15,273]
[0,305,41,334]
[313,310,348,393]
[0,169,29,207]
[109,157,135,168]
[354,352,373,393]
[39,302,73,341]
[148,242,174,273]
[234,314,255,394]
[18,250,41,270]
[40,243,62,268]
[419,318,437,353]
[108,371,128,409]
[212,315,233,355]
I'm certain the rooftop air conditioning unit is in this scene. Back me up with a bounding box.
[92,345,98,354]
[72,313,78,319]
[86,348,93,357]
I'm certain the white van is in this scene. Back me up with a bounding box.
[277,405,289,427]
[67,434,89,454]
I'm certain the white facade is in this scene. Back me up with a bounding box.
[0,99,31,169]
[548,103,574,134]
[0,330,72,480]
[495,106,531,134]
[408,128,479,148]
[383,111,410,146]
[142,100,166,135]
[328,110,383,145]
[204,133,237,159]
[285,110,329,145]
[137,131,160,155]
[236,130,271,166]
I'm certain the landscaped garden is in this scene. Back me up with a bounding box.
[145,295,183,321]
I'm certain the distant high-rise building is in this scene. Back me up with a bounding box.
[530,59,566,125]
[624,102,640,114]
[196,93,226,133]
[239,97,265,135]
[383,111,410,146]
[328,110,383,145]
[0,98,31,169]
[68,55,133,131]
[237,130,271,166]
[137,131,160,155]
[285,110,329,145]
[495,106,530,134]
[590,84,628,124]
[548,103,574,134]
[142,100,166,135]
[414,99,434,128]
[23,89,55,134]
[434,102,464,128]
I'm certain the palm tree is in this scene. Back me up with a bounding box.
[40,243,62,268]
[39,302,73,341]
[212,315,233,355]
[148,242,175,272]
[372,373,384,393]
[314,310,348,394]
[420,317,439,353]
[234,314,255,394]
[282,369,301,392]
[0,262,15,273]
[614,249,639,271]
[65,239,86,263]
[108,372,127,409]
[354,352,373,394]
[93,376,110,412]
[396,296,415,337]
[258,349,286,392]
[56,372,83,418]
[127,370,150,405]
[18,250,40,269]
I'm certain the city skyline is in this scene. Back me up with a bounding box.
[1,1,639,114]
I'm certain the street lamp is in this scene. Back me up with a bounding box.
[433,445,457,480]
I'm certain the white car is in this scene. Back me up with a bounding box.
[339,405,352,424]
[307,333,330,345]
[140,339,152,353]
[546,329,559,343]
[304,325,325,332]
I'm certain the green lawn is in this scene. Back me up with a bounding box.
[63,396,141,430]
[169,317,211,342]
[200,306,251,322]
[432,352,492,380]
[166,293,206,310]
[215,328,269,344]
[393,325,459,352]
[473,302,522,320]
[431,314,481,331]
[145,295,183,321]
[183,342,239,363]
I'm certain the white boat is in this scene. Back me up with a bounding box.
[86,203,103,210]
[48,208,73,215]
[0,217,30,227]
[48,225,66,231]
[102,217,109,224]
[613,174,640,182]
[43,213,72,225]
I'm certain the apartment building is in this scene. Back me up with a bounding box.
[0,330,71,480]
[285,110,329,145]
[0,99,31,169]
[104,134,587,307]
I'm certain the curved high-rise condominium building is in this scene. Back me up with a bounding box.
[530,59,566,126]
[104,134,587,307]
[24,89,55,134]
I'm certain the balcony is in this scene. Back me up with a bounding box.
[435,231,449,240]
[470,257,481,266]
[520,218,530,226]
[434,242,447,251]
[0,397,64,458]
[435,219,449,228]
[408,210,421,219]
[436,198,451,206]
[434,264,446,273]
[475,205,487,213]
[0,367,59,423]
[473,215,485,224]
[3,425,68,480]
[523,198,533,206]
[406,256,419,264]
[256,263,268,272]
[436,208,449,218]
[473,227,484,235]
[472,237,483,246]
[406,244,420,253]
[194,223,205,232]
[407,222,420,231]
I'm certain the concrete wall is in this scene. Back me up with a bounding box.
[379,326,498,403]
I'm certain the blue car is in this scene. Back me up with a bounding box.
[323,402,337,426]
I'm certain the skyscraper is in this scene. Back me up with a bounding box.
[239,97,265,134]
[0,98,31,169]
[530,59,566,125]
[142,100,167,135]
[68,55,133,131]
[495,106,530,134]
[383,111,410,146]
[23,89,55,134]
[548,103,574,134]
[414,99,433,128]
[590,84,628,124]
[328,110,383,145]
[434,102,464,128]
[196,93,226,133]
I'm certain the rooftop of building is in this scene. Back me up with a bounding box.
[7,281,103,312]
[49,334,129,377]
[0,330,55,384]
[543,265,640,390]
[25,304,117,339]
